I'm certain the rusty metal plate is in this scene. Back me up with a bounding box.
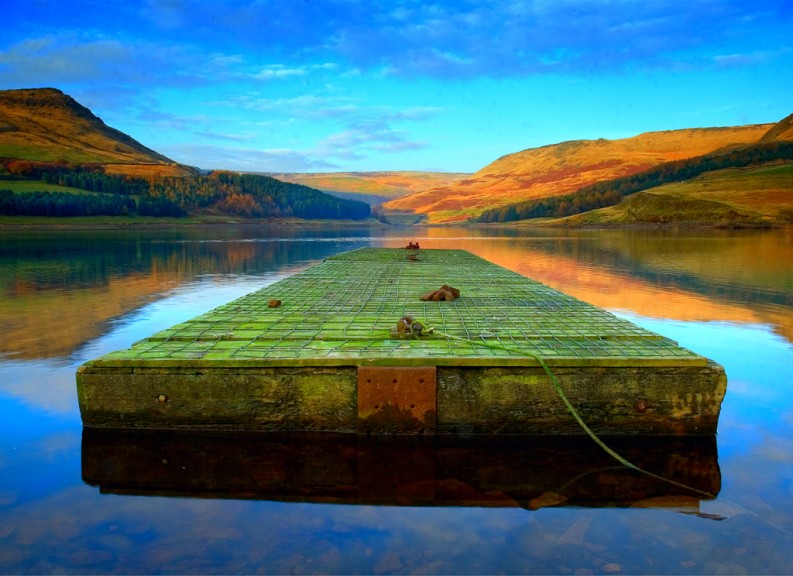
[357,366,437,434]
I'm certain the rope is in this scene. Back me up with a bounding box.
[417,321,716,499]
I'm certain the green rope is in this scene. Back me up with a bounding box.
[420,322,715,499]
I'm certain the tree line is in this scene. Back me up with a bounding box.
[474,140,793,223]
[211,171,371,220]
[0,161,370,220]
[0,189,184,217]
[42,170,149,196]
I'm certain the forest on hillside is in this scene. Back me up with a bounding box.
[475,140,793,223]
[0,161,371,220]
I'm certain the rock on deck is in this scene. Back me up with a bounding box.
[76,248,727,435]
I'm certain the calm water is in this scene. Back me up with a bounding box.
[1,225,792,574]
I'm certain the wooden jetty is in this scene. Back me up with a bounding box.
[76,248,727,435]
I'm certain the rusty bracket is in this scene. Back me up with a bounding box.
[357,366,437,434]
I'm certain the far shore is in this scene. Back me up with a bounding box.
[1,215,789,232]
[0,215,390,231]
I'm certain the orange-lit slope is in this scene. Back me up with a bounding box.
[270,171,470,201]
[383,124,773,223]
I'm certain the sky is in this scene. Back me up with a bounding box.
[2,0,792,173]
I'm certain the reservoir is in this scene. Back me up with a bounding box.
[1,225,792,574]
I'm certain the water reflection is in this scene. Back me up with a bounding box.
[3,227,791,362]
[1,226,793,574]
[0,227,377,360]
[82,430,720,511]
[395,228,793,345]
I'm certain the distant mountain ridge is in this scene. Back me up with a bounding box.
[0,87,192,177]
[267,171,471,206]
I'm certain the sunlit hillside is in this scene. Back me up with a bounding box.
[759,111,793,142]
[382,124,774,223]
[0,87,193,177]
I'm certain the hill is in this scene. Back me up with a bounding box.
[0,89,372,223]
[759,111,793,142]
[268,171,471,206]
[477,113,793,227]
[0,87,192,177]
[382,123,776,223]
[560,163,793,227]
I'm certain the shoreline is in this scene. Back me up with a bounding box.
[0,216,389,231]
[1,215,789,232]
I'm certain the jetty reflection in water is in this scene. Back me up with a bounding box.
[83,430,719,513]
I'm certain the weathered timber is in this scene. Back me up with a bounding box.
[76,248,727,435]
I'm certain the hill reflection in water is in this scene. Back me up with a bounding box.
[399,227,793,345]
[2,227,791,362]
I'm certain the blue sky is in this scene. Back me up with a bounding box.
[2,0,792,173]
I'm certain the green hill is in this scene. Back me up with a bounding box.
[563,163,793,227]
[0,88,371,223]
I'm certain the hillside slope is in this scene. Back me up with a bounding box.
[0,88,192,177]
[560,163,793,227]
[759,111,793,142]
[382,124,774,223]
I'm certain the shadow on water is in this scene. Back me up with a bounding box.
[82,429,720,513]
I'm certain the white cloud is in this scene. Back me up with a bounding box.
[192,131,257,143]
[313,126,427,160]
[252,62,338,81]
[254,65,307,80]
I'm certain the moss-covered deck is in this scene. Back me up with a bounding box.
[77,248,726,435]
